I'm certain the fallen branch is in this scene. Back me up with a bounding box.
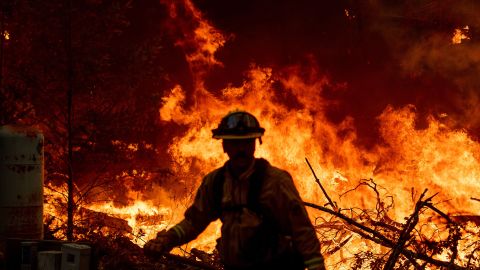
[425,203,462,268]
[304,201,468,270]
[383,189,433,270]
[305,157,337,210]
[326,235,353,256]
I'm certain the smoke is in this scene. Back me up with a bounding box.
[399,34,480,132]
[355,0,480,136]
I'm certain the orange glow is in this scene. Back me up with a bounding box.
[84,201,172,243]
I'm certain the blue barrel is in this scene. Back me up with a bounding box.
[0,126,44,239]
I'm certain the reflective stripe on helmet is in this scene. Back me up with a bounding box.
[212,110,265,139]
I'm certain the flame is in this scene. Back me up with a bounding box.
[163,0,226,89]
[84,201,172,242]
[452,26,470,44]
[3,31,9,40]
[156,62,480,266]
[41,0,480,268]
[160,70,480,215]
[152,2,480,262]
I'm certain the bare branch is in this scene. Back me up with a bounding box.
[305,157,337,210]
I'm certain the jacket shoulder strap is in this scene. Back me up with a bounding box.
[247,158,269,214]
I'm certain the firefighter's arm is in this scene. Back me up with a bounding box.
[145,175,218,254]
[267,171,326,270]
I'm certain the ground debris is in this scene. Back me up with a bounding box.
[86,234,221,270]
[43,204,222,270]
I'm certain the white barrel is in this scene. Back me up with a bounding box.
[0,125,44,239]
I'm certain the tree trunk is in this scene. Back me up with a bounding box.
[65,0,74,241]
[0,7,5,91]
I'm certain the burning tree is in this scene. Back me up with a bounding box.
[1,0,174,239]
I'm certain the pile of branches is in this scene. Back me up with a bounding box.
[304,158,480,269]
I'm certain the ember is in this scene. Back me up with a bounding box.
[1,0,480,269]
[452,26,470,44]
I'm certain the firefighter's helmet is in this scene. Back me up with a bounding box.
[212,111,265,140]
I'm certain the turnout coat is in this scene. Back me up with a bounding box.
[167,158,325,270]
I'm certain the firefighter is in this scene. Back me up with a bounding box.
[144,110,326,270]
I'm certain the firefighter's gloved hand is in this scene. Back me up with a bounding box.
[306,258,327,270]
[144,230,176,256]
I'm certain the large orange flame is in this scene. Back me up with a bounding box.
[43,0,480,267]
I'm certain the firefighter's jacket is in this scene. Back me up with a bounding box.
[168,158,325,270]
